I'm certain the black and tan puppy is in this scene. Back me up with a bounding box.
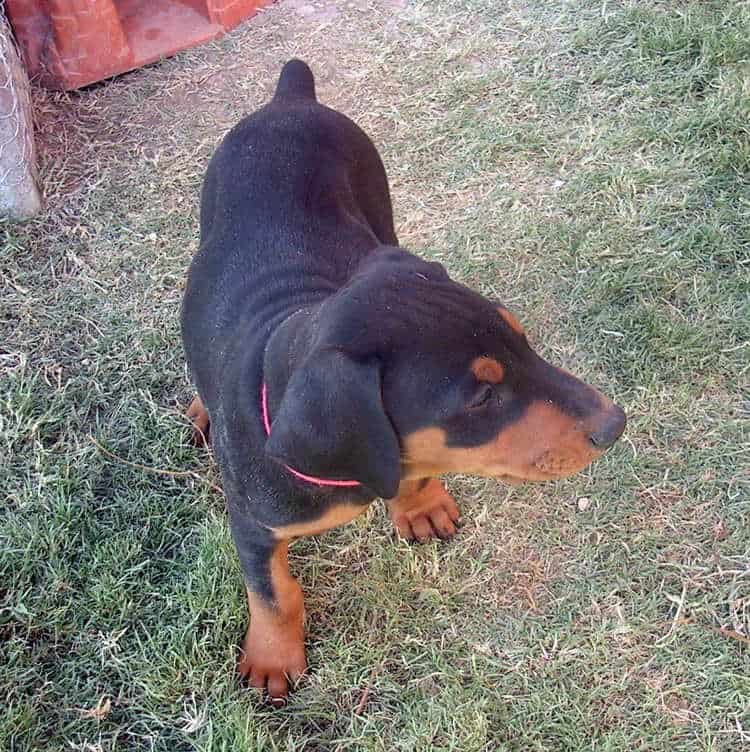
[181,59,625,704]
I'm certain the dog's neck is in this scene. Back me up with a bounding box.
[262,306,318,404]
[261,306,362,488]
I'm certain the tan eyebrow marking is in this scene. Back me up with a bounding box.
[471,356,505,383]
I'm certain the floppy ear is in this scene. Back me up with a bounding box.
[265,348,401,499]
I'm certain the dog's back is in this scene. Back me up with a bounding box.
[182,60,397,405]
[198,60,395,257]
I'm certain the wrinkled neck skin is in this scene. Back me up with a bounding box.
[261,246,398,415]
[262,307,319,413]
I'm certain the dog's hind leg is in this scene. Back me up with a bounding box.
[186,395,210,447]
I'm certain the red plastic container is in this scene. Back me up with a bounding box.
[6,0,272,90]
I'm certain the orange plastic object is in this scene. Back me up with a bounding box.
[5,0,272,91]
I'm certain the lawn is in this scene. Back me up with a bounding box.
[1,0,748,749]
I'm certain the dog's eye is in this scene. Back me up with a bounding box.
[468,384,494,409]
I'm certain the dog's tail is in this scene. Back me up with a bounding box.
[274,59,316,101]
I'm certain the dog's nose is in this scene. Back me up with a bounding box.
[588,406,626,450]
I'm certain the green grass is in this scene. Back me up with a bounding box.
[1,0,748,749]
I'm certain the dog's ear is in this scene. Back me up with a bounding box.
[265,348,401,499]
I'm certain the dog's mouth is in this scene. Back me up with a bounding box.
[493,468,560,485]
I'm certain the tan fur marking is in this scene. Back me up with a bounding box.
[186,394,210,446]
[471,356,505,383]
[271,503,368,540]
[402,401,603,482]
[239,541,306,704]
[498,307,526,336]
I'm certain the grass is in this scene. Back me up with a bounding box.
[1,0,748,749]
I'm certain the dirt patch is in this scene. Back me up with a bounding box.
[29,0,409,208]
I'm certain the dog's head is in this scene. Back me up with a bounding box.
[265,248,625,498]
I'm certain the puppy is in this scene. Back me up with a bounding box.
[181,59,625,704]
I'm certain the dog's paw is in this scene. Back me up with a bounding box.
[238,624,307,706]
[389,479,461,542]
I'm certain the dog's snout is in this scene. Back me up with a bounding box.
[588,406,626,450]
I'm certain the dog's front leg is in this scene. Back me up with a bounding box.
[230,513,306,705]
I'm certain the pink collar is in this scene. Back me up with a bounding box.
[261,382,361,488]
